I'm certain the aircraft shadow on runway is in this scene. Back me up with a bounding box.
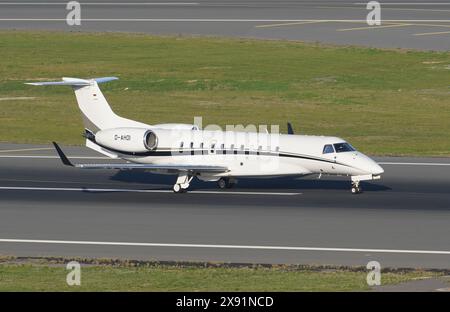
[110,171,391,192]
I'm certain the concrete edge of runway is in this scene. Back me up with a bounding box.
[2,254,450,274]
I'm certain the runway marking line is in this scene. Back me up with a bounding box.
[0,2,200,5]
[1,19,450,23]
[321,5,450,12]
[0,147,53,153]
[354,2,450,5]
[410,23,450,29]
[377,162,450,166]
[0,155,110,159]
[0,238,449,255]
[255,21,328,29]
[414,30,450,36]
[0,186,301,196]
[337,23,413,32]
[0,178,154,187]
[253,19,450,33]
[368,7,450,13]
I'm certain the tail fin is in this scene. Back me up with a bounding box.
[26,77,148,132]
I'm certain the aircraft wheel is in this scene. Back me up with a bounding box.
[173,184,183,193]
[351,183,362,194]
[217,178,228,189]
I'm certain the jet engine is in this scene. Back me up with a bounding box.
[94,127,158,153]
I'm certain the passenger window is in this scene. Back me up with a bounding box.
[179,142,184,154]
[323,144,334,154]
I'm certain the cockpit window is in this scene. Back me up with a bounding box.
[322,144,334,154]
[333,143,356,153]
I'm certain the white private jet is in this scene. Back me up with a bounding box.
[26,77,384,194]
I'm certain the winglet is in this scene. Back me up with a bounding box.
[52,142,74,167]
[287,122,294,135]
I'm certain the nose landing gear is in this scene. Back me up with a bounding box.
[351,181,362,194]
[173,183,189,193]
[173,172,193,193]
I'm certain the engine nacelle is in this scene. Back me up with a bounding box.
[95,127,158,153]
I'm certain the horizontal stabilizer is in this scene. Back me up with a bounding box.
[93,77,119,84]
[26,77,118,86]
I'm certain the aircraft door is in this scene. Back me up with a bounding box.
[321,144,337,173]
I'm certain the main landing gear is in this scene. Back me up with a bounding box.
[173,172,194,193]
[217,177,236,189]
[351,181,362,194]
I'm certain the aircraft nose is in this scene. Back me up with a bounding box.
[372,162,384,175]
[359,153,384,175]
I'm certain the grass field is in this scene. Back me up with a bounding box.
[0,31,449,156]
[0,259,441,291]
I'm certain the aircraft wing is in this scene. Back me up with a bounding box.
[52,142,228,173]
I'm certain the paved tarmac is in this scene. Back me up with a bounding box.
[0,0,449,50]
[0,143,449,269]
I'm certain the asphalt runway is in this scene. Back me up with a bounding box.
[0,0,449,50]
[1,0,449,269]
[0,143,449,269]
